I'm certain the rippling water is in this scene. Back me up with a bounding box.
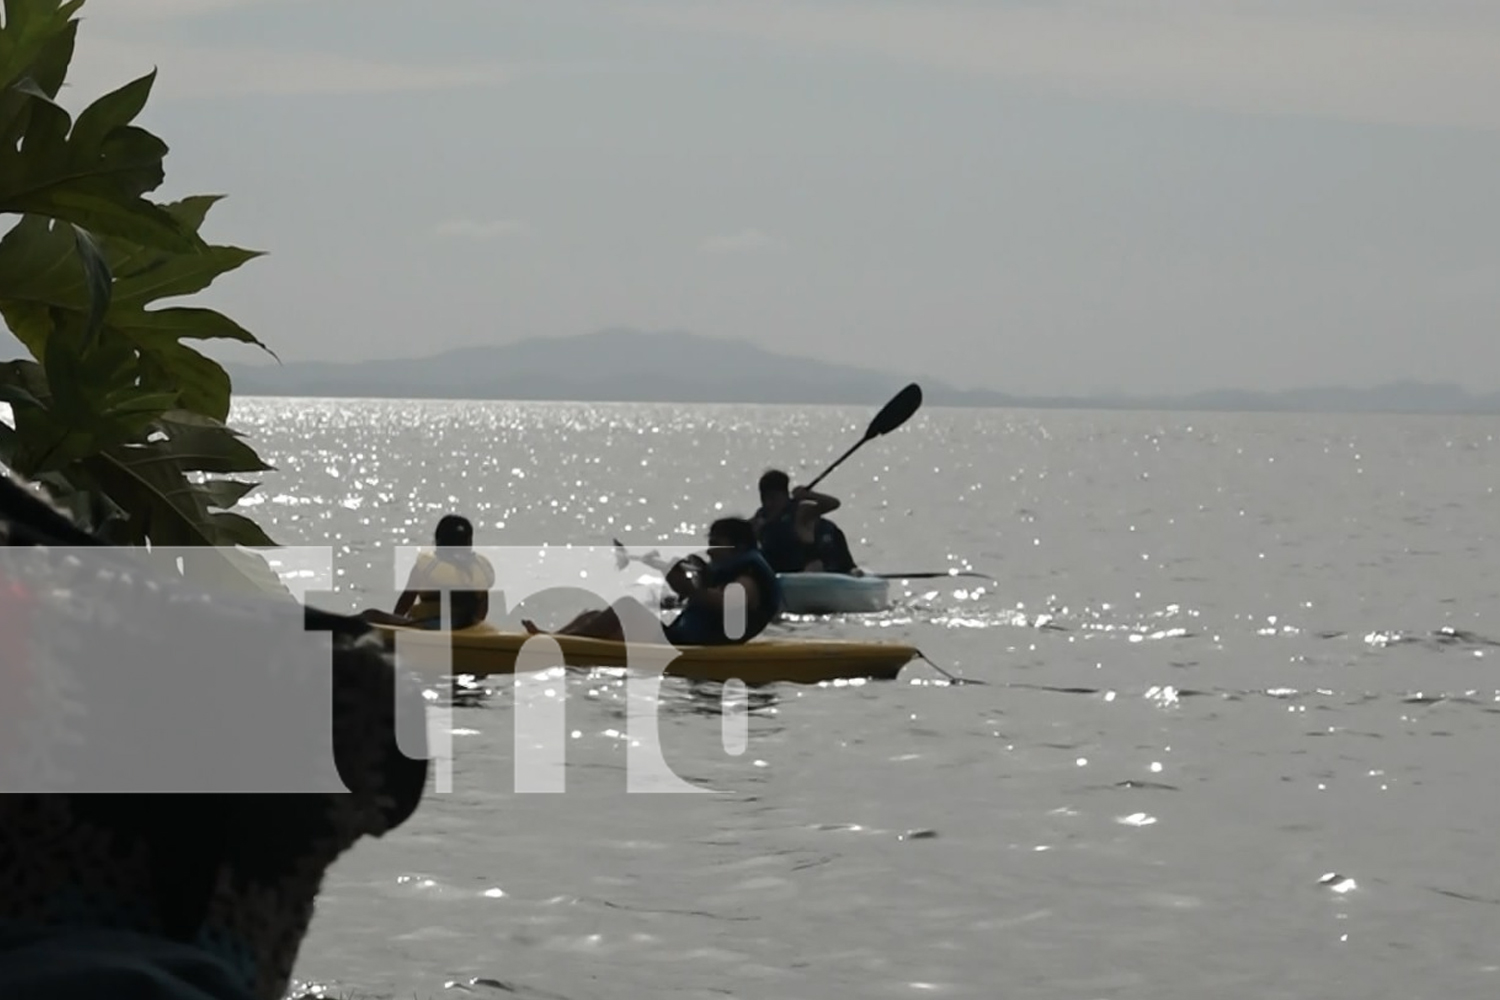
[227,398,1500,1000]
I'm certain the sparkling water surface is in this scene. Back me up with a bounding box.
[227,398,1500,1000]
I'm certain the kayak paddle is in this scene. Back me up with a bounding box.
[612,538,677,574]
[913,649,986,685]
[874,570,994,580]
[803,382,923,491]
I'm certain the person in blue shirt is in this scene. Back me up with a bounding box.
[521,516,781,646]
[751,469,861,575]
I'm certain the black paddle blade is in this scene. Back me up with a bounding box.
[802,382,925,493]
[867,382,922,439]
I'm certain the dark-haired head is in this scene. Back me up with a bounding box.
[757,469,790,502]
[707,516,757,555]
[435,514,474,549]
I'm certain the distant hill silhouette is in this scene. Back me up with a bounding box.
[225,327,1500,414]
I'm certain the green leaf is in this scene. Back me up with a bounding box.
[0,373,42,409]
[99,194,261,306]
[180,544,291,599]
[79,445,213,544]
[0,1,84,98]
[196,476,258,510]
[70,220,109,346]
[136,339,232,421]
[0,200,271,333]
[39,325,94,422]
[140,409,275,476]
[0,355,48,400]
[28,475,125,539]
[0,213,89,318]
[71,413,283,590]
[18,15,75,99]
[26,426,98,473]
[110,240,263,308]
[98,389,179,439]
[0,49,195,252]
[0,1,281,596]
[0,206,272,419]
[112,304,270,349]
[0,359,67,470]
[207,509,277,548]
[0,298,52,362]
[68,68,155,152]
[5,172,187,250]
[0,13,76,149]
[100,193,222,278]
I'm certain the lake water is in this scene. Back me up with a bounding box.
[226,398,1500,1000]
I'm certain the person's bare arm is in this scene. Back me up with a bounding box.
[391,562,425,615]
[474,557,496,622]
[792,485,840,514]
[793,501,823,544]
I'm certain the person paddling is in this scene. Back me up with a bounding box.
[362,514,495,631]
[522,517,780,645]
[752,469,861,575]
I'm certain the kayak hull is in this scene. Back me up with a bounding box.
[374,622,918,685]
[777,572,891,615]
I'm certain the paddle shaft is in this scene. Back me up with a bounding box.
[630,550,677,574]
[802,436,867,493]
[613,539,706,578]
[765,382,923,535]
[914,649,985,685]
[874,571,993,580]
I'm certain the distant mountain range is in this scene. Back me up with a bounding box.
[225,327,1500,414]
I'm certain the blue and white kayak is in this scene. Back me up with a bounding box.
[776,572,891,615]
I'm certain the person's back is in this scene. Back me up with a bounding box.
[403,515,494,629]
[810,518,858,574]
[407,550,493,622]
[756,514,807,574]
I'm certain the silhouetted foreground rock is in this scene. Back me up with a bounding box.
[0,473,430,1000]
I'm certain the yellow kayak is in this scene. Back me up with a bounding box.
[372,621,919,685]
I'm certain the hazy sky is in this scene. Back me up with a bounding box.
[11,0,1500,395]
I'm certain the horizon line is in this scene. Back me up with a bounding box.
[225,391,1500,418]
